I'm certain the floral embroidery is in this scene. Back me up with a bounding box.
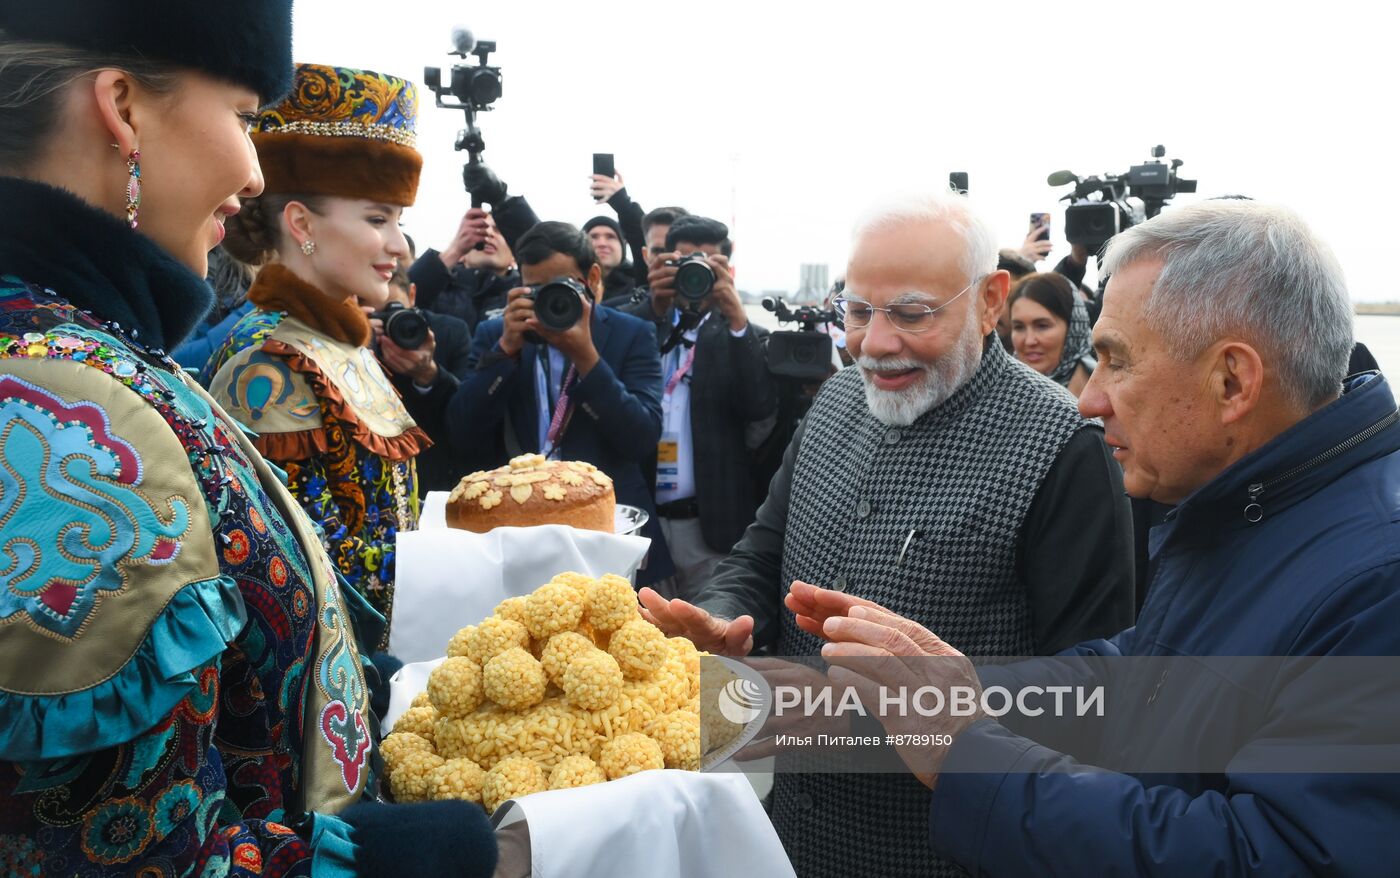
[81,797,153,864]
[153,781,202,840]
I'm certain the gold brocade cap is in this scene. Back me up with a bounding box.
[252,64,422,206]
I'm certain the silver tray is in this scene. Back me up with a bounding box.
[614,504,649,536]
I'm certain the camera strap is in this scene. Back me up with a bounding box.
[660,307,703,354]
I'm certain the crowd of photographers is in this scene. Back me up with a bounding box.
[169,158,1208,601]
[178,163,798,597]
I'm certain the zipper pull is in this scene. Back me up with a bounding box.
[1245,483,1265,524]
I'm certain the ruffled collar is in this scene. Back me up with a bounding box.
[247,263,372,348]
[0,176,214,352]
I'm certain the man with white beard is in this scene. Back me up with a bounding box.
[640,190,1135,877]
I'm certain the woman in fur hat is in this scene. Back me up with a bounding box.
[0,5,494,876]
[206,64,431,641]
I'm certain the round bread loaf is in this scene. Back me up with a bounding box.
[447,454,615,533]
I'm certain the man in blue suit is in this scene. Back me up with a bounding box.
[447,221,673,583]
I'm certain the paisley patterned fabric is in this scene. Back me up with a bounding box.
[257,64,418,147]
[210,307,420,643]
[0,280,376,876]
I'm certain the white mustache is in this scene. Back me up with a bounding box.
[856,356,929,374]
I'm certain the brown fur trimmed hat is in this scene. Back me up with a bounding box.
[0,0,295,104]
[252,63,422,206]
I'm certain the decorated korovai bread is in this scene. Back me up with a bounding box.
[447,454,615,533]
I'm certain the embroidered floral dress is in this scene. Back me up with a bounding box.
[0,179,378,877]
[206,265,429,642]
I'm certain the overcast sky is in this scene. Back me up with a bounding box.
[293,1,1396,301]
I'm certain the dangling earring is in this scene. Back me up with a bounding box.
[123,148,141,229]
[301,240,317,256]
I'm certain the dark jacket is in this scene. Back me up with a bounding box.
[407,194,541,332]
[932,371,1400,877]
[391,310,475,495]
[407,252,517,332]
[604,187,648,286]
[619,294,777,553]
[445,305,674,583]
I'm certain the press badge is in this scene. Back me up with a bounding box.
[657,432,680,492]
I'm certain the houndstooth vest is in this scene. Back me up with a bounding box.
[772,341,1089,878]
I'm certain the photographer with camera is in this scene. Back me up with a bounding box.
[446,221,674,584]
[617,216,775,598]
[408,207,519,332]
[365,269,476,495]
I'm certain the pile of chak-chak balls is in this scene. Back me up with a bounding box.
[382,572,704,813]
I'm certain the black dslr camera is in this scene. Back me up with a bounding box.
[762,296,840,383]
[369,302,429,349]
[668,253,715,307]
[1049,144,1198,253]
[525,277,590,332]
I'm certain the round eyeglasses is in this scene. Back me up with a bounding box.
[834,277,981,334]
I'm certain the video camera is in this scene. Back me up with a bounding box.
[424,28,503,208]
[369,302,430,349]
[762,297,840,383]
[1049,145,1198,253]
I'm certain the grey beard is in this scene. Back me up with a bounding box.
[856,309,984,427]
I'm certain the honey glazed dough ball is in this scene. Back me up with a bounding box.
[392,705,439,744]
[411,690,432,709]
[647,710,702,770]
[380,732,434,778]
[540,631,597,685]
[493,596,531,628]
[524,581,586,641]
[585,574,641,633]
[390,749,446,803]
[468,616,530,665]
[446,625,477,659]
[430,757,486,804]
[483,757,548,813]
[560,649,624,711]
[608,619,669,681]
[484,647,548,710]
[598,732,664,780]
[548,755,607,790]
[428,656,484,719]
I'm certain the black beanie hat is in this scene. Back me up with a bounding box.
[583,215,625,243]
[0,0,296,104]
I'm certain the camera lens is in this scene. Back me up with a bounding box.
[533,281,585,331]
[674,259,715,302]
[385,308,430,349]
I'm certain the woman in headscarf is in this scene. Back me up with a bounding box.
[206,64,433,643]
[0,5,492,875]
[1009,271,1097,396]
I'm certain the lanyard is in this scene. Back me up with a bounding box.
[664,344,696,400]
[542,362,578,459]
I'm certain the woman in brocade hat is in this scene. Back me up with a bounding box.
[208,64,433,641]
[0,4,494,876]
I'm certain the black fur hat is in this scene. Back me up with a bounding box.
[0,0,295,104]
